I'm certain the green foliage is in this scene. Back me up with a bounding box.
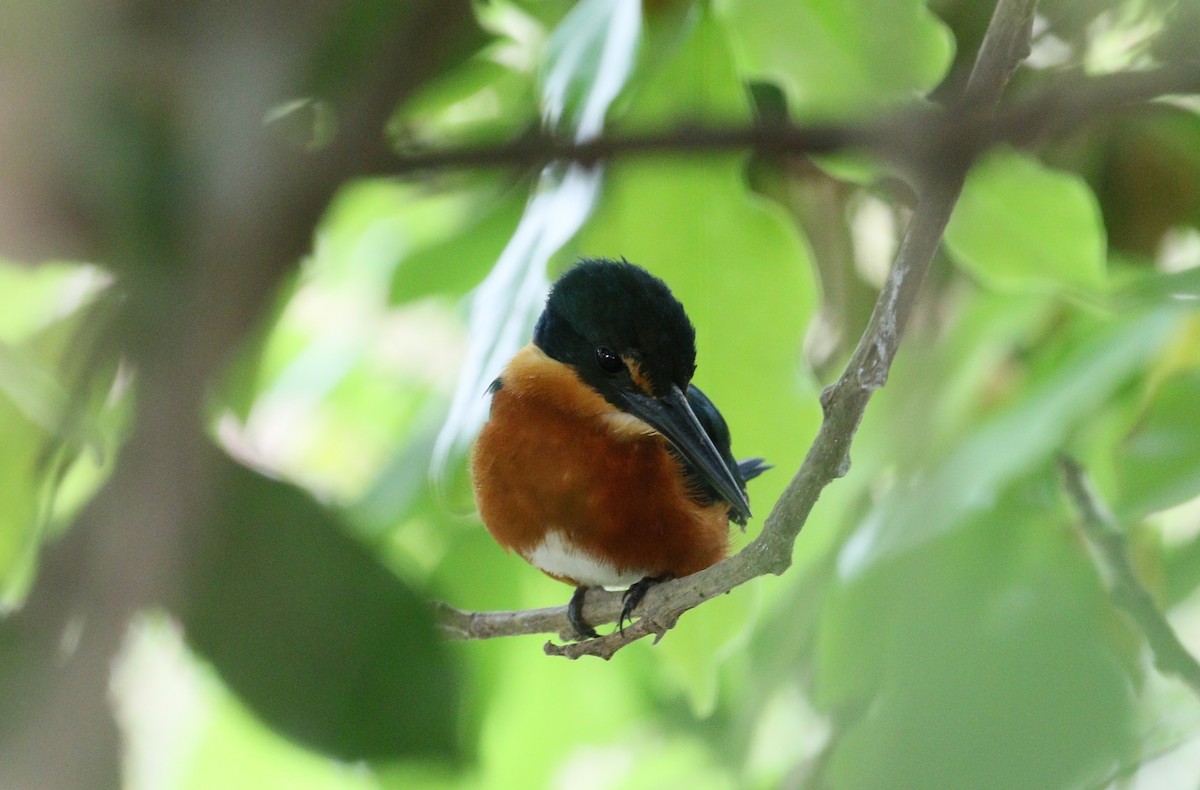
[1118,368,1200,518]
[179,451,459,763]
[819,478,1137,788]
[717,0,954,120]
[0,262,121,605]
[946,148,1108,293]
[4,0,1200,787]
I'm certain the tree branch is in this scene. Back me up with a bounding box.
[1058,456,1200,700]
[385,61,1200,178]
[437,0,1044,659]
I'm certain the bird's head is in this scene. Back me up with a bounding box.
[533,258,751,520]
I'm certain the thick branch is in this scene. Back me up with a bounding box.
[436,0,1043,659]
[1058,456,1200,700]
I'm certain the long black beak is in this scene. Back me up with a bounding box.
[620,385,752,521]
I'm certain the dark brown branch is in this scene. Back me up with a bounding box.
[1058,456,1200,700]
[437,0,1043,658]
[387,61,1200,178]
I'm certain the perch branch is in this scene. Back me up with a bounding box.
[437,0,1044,659]
[1058,456,1200,700]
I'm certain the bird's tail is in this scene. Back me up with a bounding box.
[738,457,771,483]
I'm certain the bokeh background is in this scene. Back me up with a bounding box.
[2,0,1200,787]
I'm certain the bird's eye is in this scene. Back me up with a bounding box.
[595,346,624,374]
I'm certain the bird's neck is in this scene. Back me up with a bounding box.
[498,345,658,440]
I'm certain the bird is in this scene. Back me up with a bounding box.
[470,258,768,639]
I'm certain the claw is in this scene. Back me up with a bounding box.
[568,586,599,640]
[619,575,670,635]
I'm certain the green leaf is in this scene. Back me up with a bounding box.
[716,0,953,121]
[0,396,51,604]
[945,149,1109,294]
[389,184,528,305]
[394,54,536,149]
[838,310,1175,577]
[818,474,1137,788]
[0,342,68,442]
[0,261,110,345]
[1114,264,1200,311]
[179,452,459,763]
[1117,369,1200,517]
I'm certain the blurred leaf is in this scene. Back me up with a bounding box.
[1165,530,1200,607]
[945,149,1108,294]
[389,183,528,305]
[1117,369,1200,517]
[0,342,69,439]
[612,736,737,790]
[0,261,111,345]
[0,274,125,604]
[0,398,50,605]
[818,474,1137,789]
[839,309,1175,577]
[474,616,644,788]
[303,0,411,99]
[179,451,459,763]
[302,0,486,109]
[655,585,758,717]
[716,0,953,121]
[393,55,536,149]
[1113,264,1200,310]
[264,98,339,152]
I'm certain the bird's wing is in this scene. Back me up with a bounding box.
[680,384,768,524]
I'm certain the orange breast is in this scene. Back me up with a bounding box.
[470,345,730,587]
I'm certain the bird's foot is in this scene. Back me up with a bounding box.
[568,586,600,640]
[619,575,670,635]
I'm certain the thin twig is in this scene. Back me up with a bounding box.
[1058,456,1200,700]
[437,0,1044,659]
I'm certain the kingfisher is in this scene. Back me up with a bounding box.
[470,258,768,639]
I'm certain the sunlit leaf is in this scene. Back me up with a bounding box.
[0,342,69,439]
[945,149,1108,294]
[839,310,1175,577]
[716,0,953,121]
[0,398,49,605]
[389,183,528,305]
[0,261,111,345]
[393,55,536,149]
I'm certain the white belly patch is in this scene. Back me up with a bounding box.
[523,531,645,588]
